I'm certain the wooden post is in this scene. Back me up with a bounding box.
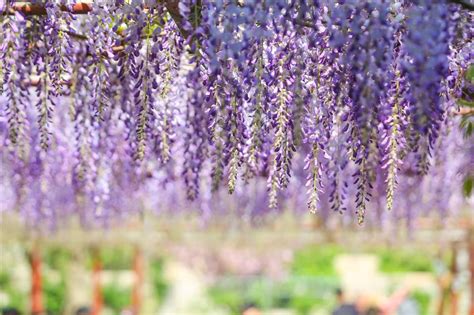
[449,243,459,315]
[436,248,451,315]
[30,246,43,315]
[91,249,103,315]
[132,248,144,315]
[469,228,474,315]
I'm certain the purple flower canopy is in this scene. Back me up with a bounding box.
[0,0,472,228]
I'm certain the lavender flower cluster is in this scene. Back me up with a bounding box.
[0,0,472,228]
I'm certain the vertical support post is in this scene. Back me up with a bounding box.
[30,246,43,315]
[469,228,474,315]
[449,243,459,315]
[436,245,453,315]
[91,248,103,315]
[132,248,144,315]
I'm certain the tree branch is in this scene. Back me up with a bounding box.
[449,0,474,11]
[3,2,92,15]
[458,107,474,116]
[3,1,189,37]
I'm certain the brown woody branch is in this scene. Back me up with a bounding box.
[4,1,187,34]
[5,2,93,15]
[450,0,474,11]
[458,107,474,116]
[4,0,472,20]
[5,1,185,17]
[4,1,183,61]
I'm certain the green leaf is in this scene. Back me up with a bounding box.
[463,176,473,197]
[465,65,474,83]
[458,99,474,108]
[460,117,473,138]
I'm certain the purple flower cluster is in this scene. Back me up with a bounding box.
[0,0,472,228]
[402,0,451,173]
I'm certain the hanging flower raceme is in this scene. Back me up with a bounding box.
[402,0,451,173]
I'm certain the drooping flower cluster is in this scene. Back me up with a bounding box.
[0,0,472,228]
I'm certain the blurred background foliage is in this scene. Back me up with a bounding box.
[377,249,433,273]
[0,243,454,315]
[207,244,437,315]
[0,246,169,315]
[102,284,131,313]
[149,259,168,301]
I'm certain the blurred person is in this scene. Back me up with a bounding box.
[1,307,20,315]
[333,288,359,315]
[241,303,261,315]
[355,295,382,315]
[396,296,419,315]
[119,309,133,315]
[74,307,91,315]
[365,307,382,315]
[358,288,414,315]
[379,288,411,315]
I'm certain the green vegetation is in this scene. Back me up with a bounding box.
[0,270,25,314]
[44,276,67,315]
[100,247,134,270]
[209,248,342,315]
[43,247,70,314]
[208,286,244,314]
[209,244,439,314]
[208,276,339,315]
[412,290,432,315]
[378,249,433,273]
[291,245,343,276]
[150,259,169,301]
[44,248,72,270]
[1,243,439,315]
[103,283,132,314]
[460,64,474,196]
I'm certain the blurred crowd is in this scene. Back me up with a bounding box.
[329,288,419,315]
[2,291,421,315]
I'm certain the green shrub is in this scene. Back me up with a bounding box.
[103,283,131,314]
[44,277,66,315]
[411,290,431,315]
[290,295,327,315]
[208,276,339,315]
[149,259,168,302]
[0,271,26,313]
[100,248,133,270]
[208,287,244,314]
[0,271,10,287]
[42,247,71,314]
[378,249,433,273]
[44,248,71,271]
[291,245,343,276]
